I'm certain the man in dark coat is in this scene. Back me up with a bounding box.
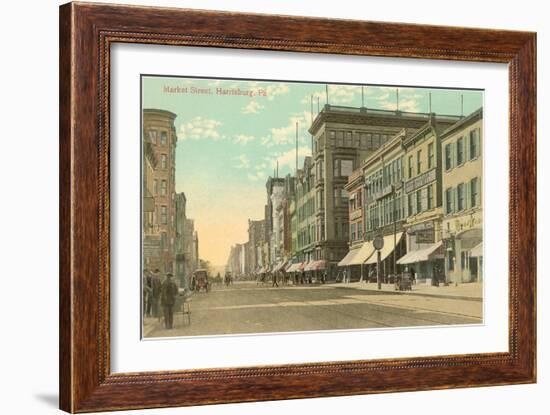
[161,273,179,329]
[144,271,154,316]
[151,269,162,319]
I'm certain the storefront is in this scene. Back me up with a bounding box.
[396,240,445,284]
[364,232,405,282]
[337,241,376,281]
[445,228,482,283]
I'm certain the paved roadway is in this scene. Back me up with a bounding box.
[146,281,482,338]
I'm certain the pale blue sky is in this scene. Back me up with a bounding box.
[142,76,483,265]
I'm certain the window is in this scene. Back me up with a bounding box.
[161,232,167,250]
[445,188,453,214]
[470,128,480,159]
[160,180,167,196]
[457,137,464,165]
[161,205,168,224]
[334,188,348,206]
[428,143,434,169]
[161,154,168,169]
[334,159,353,177]
[457,183,465,211]
[416,190,422,213]
[408,193,414,215]
[336,131,344,147]
[160,131,168,145]
[357,221,363,240]
[417,150,422,174]
[408,155,413,178]
[427,184,433,209]
[345,131,353,147]
[470,177,479,207]
[153,179,158,195]
[148,130,157,144]
[445,144,452,170]
[350,223,356,241]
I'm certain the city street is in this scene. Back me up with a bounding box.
[145,281,482,338]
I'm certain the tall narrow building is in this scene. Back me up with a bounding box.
[142,109,178,274]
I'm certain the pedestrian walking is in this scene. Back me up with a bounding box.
[272,273,279,287]
[343,269,348,284]
[161,273,179,329]
[142,271,152,318]
[151,269,162,319]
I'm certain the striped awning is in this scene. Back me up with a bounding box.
[305,260,326,271]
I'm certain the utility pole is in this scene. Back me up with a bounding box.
[429,92,432,114]
[461,94,464,117]
[325,84,329,106]
[361,85,365,107]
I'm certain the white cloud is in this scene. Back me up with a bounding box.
[247,171,267,182]
[242,100,264,114]
[264,83,290,101]
[233,154,250,169]
[377,90,424,112]
[260,112,311,148]
[268,146,312,173]
[234,134,255,144]
[178,117,223,140]
[301,85,364,106]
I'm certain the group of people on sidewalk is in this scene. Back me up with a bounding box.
[143,269,179,330]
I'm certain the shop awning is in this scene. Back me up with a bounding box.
[338,242,376,266]
[286,262,302,273]
[397,240,444,265]
[338,248,361,267]
[470,242,483,257]
[273,261,287,272]
[306,260,327,271]
[365,232,404,265]
[349,241,376,265]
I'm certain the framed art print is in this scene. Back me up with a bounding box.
[59,2,536,412]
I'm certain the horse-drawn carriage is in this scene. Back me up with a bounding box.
[191,269,210,293]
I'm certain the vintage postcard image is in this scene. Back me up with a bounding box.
[141,76,483,338]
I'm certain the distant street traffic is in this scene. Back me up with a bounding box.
[144,281,482,338]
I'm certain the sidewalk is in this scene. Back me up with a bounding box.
[142,315,162,337]
[327,281,483,302]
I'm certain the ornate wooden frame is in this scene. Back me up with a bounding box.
[59,2,536,412]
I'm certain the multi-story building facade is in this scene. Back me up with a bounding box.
[174,193,199,288]
[440,108,483,283]
[309,105,446,279]
[360,129,409,280]
[295,156,317,265]
[142,109,178,274]
[396,116,459,282]
[142,134,161,271]
[247,219,266,273]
